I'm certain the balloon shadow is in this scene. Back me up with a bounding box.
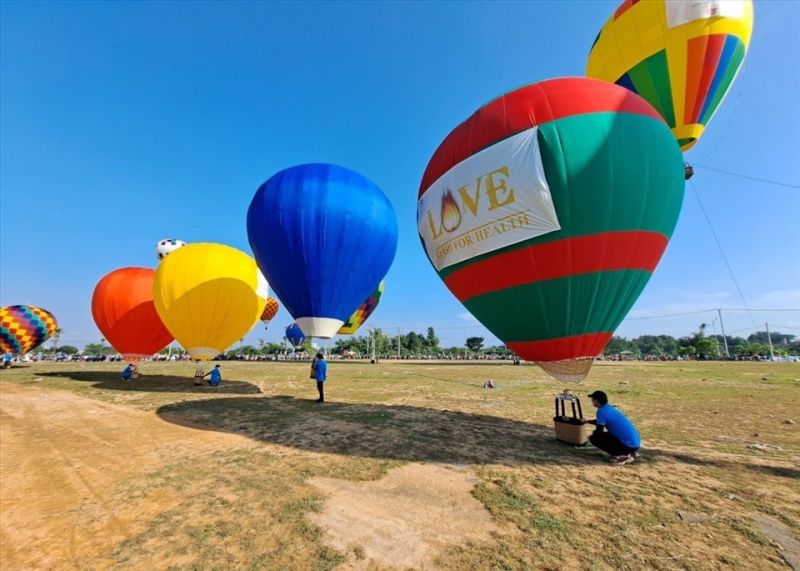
[156,395,596,465]
[155,396,800,478]
[38,371,262,395]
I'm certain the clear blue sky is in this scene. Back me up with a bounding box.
[2,1,798,349]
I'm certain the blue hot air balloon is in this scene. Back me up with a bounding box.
[247,164,399,338]
[285,323,306,348]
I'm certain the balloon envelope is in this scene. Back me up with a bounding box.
[285,323,305,348]
[260,296,280,325]
[417,77,684,381]
[338,282,384,335]
[153,243,266,360]
[247,164,398,338]
[587,0,753,151]
[156,238,187,260]
[92,267,174,361]
[0,305,58,355]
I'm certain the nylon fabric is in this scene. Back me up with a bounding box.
[91,267,173,361]
[587,0,753,150]
[248,164,398,336]
[153,243,265,360]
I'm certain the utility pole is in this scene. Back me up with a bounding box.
[717,309,730,358]
[397,327,401,359]
[370,329,376,363]
[711,319,721,357]
[766,322,775,360]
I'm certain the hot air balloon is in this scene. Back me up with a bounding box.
[247,164,398,338]
[260,297,280,328]
[0,305,58,355]
[91,267,174,361]
[587,0,753,152]
[417,77,684,382]
[338,282,384,335]
[285,323,305,348]
[156,238,187,260]
[153,243,266,360]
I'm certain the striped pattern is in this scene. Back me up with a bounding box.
[587,0,753,151]
[338,282,384,335]
[0,305,58,355]
[418,78,684,366]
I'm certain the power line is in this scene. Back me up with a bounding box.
[624,309,716,320]
[689,180,758,330]
[693,164,800,190]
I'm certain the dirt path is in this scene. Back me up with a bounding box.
[310,463,501,569]
[0,381,249,570]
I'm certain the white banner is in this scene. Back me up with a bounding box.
[417,127,560,272]
[667,1,745,29]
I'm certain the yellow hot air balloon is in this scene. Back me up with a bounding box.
[153,243,266,360]
[587,0,753,151]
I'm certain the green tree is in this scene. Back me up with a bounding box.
[604,336,634,355]
[748,331,795,346]
[465,337,484,352]
[58,345,79,355]
[426,327,440,350]
[84,343,116,356]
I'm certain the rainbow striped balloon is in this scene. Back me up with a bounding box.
[0,305,59,355]
[587,0,753,151]
[338,282,384,335]
[417,78,684,382]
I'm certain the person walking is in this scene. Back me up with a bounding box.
[313,353,327,403]
[587,390,641,465]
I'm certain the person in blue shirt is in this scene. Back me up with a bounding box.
[121,364,135,380]
[204,364,222,386]
[2,353,12,369]
[313,353,327,403]
[587,390,641,465]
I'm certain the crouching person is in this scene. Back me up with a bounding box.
[587,390,640,465]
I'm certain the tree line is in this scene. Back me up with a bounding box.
[29,327,799,359]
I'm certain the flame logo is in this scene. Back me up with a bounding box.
[440,189,462,233]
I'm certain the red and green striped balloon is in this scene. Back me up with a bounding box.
[417,77,684,381]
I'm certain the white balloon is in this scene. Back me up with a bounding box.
[156,239,187,261]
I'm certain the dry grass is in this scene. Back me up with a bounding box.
[1,359,798,570]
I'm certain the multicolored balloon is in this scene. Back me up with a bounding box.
[0,305,58,355]
[153,243,266,360]
[338,282,384,335]
[247,164,398,338]
[417,77,684,382]
[587,0,753,151]
[91,267,174,361]
[285,323,305,348]
[260,296,280,327]
[156,238,187,260]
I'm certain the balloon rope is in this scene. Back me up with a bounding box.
[693,164,800,190]
[689,180,758,329]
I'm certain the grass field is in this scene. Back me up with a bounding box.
[1,360,798,570]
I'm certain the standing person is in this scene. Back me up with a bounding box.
[587,390,641,465]
[121,363,135,380]
[314,352,327,403]
[204,364,222,387]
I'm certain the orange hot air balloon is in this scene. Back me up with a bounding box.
[92,267,174,361]
[260,296,280,327]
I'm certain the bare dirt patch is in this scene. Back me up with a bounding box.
[0,381,249,570]
[310,463,501,569]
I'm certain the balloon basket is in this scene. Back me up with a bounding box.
[553,390,589,446]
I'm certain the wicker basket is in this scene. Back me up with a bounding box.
[553,418,591,445]
[553,392,590,445]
